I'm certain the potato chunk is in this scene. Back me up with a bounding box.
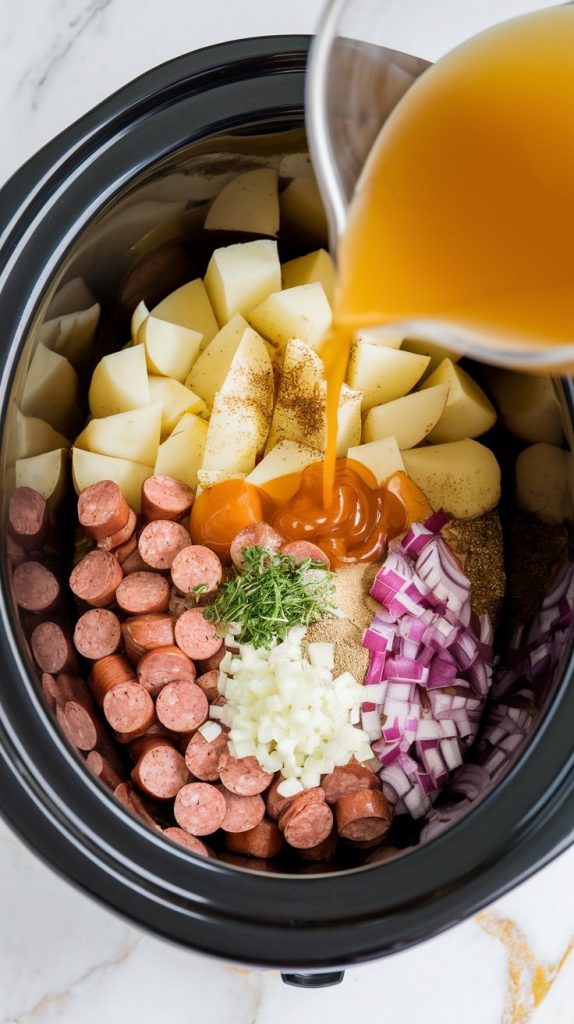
[402,439,501,519]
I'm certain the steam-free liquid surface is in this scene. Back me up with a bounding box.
[321,6,574,503]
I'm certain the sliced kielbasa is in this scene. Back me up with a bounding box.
[130,736,189,800]
[142,475,195,522]
[13,561,60,613]
[224,817,283,859]
[8,487,50,550]
[155,680,208,733]
[184,726,229,782]
[138,520,191,570]
[69,549,123,608]
[74,608,122,661]
[78,480,130,541]
[280,540,330,568]
[218,753,273,797]
[137,644,195,696]
[335,789,392,842]
[170,545,222,595]
[174,782,226,836]
[230,523,284,569]
[174,608,222,660]
[115,571,170,615]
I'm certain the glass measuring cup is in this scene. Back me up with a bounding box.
[306,0,574,371]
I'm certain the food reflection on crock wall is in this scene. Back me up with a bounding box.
[6,161,573,867]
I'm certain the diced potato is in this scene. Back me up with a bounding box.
[200,392,267,476]
[151,279,219,350]
[89,345,150,419]
[247,283,332,351]
[204,169,280,237]
[337,385,362,455]
[14,411,69,460]
[75,403,162,466]
[185,314,249,408]
[16,449,69,509]
[347,340,430,412]
[148,377,207,437]
[282,249,336,305]
[486,369,563,445]
[138,315,202,382]
[362,384,450,448]
[246,440,322,501]
[72,449,153,512]
[402,439,501,519]
[420,359,496,443]
[131,300,148,342]
[265,339,325,452]
[154,413,208,490]
[218,328,274,446]
[21,344,80,435]
[402,338,462,373]
[204,239,281,325]
[347,437,405,485]
[515,443,572,525]
[279,177,329,247]
[356,327,403,350]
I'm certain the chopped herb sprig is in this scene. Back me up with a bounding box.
[203,545,336,648]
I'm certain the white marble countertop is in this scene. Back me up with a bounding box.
[1,1,573,1022]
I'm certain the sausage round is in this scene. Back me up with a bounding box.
[297,829,338,861]
[155,680,208,733]
[31,621,75,674]
[280,540,331,569]
[41,671,60,712]
[321,762,381,805]
[265,774,295,820]
[335,789,392,842]
[97,507,137,551]
[74,608,122,661]
[218,754,273,797]
[194,670,220,703]
[122,615,175,663]
[279,788,334,850]
[12,561,60,613]
[174,782,226,836]
[55,677,103,752]
[90,654,137,702]
[78,480,130,540]
[163,827,210,856]
[197,646,225,674]
[116,571,170,615]
[86,750,124,790]
[138,520,191,570]
[170,545,222,595]
[219,788,266,833]
[184,726,228,782]
[69,549,123,608]
[119,544,149,574]
[137,644,195,696]
[8,487,50,550]
[230,523,284,569]
[131,737,189,799]
[174,608,222,660]
[224,817,283,859]
[142,475,195,522]
[102,682,155,740]
[113,781,160,829]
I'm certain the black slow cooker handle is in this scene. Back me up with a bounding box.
[281,971,345,987]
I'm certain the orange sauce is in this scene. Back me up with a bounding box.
[321,6,574,502]
[190,479,268,562]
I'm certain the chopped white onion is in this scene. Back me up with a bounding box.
[198,721,222,742]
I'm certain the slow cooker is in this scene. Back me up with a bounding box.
[1,36,573,987]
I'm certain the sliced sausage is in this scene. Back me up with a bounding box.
[174,608,222,660]
[103,682,155,741]
[31,621,76,675]
[142,475,195,522]
[97,507,137,551]
[155,680,208,733]
[219,788,265,833]
[78,480,130,541]
[162,827,210,856]
[130,737,189,800]
[122,614,175,663]
[230,523,284,569]
[197,646,225,674]
[116,571,170,615]
[56,675,104,752]
[74,608,122,661]
[12,561,60,613]
[279,788,334,850]
[218,754,273,797]
[280,541,331,569]
[224,817,282,859]
[119,543,149,574]
[137,644,195,696]
[89,654,136,703]
[335,789,392,842]
[8,487,50,550]
[174,782,226,836]
[195,670,220,703]
[184,726,229,782]
[171,545,222,596]
[321,762,381,805]
[265,774,295,820]
[113,781,160,830]
[298,829,338,861]
[69,549,123,608]
[86,750,124,790]
[41,671,60,712]
[138,520,191,570]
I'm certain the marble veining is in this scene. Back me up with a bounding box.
[1,1,573,1021]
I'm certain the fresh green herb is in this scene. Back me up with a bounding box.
[203,545,336,648]
[191,583,209,598]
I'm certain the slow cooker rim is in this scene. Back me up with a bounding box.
[1,36,573,969]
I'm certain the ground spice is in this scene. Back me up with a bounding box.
[442,510,506,627]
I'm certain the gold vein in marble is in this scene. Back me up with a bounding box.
[477,911,574,1023]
